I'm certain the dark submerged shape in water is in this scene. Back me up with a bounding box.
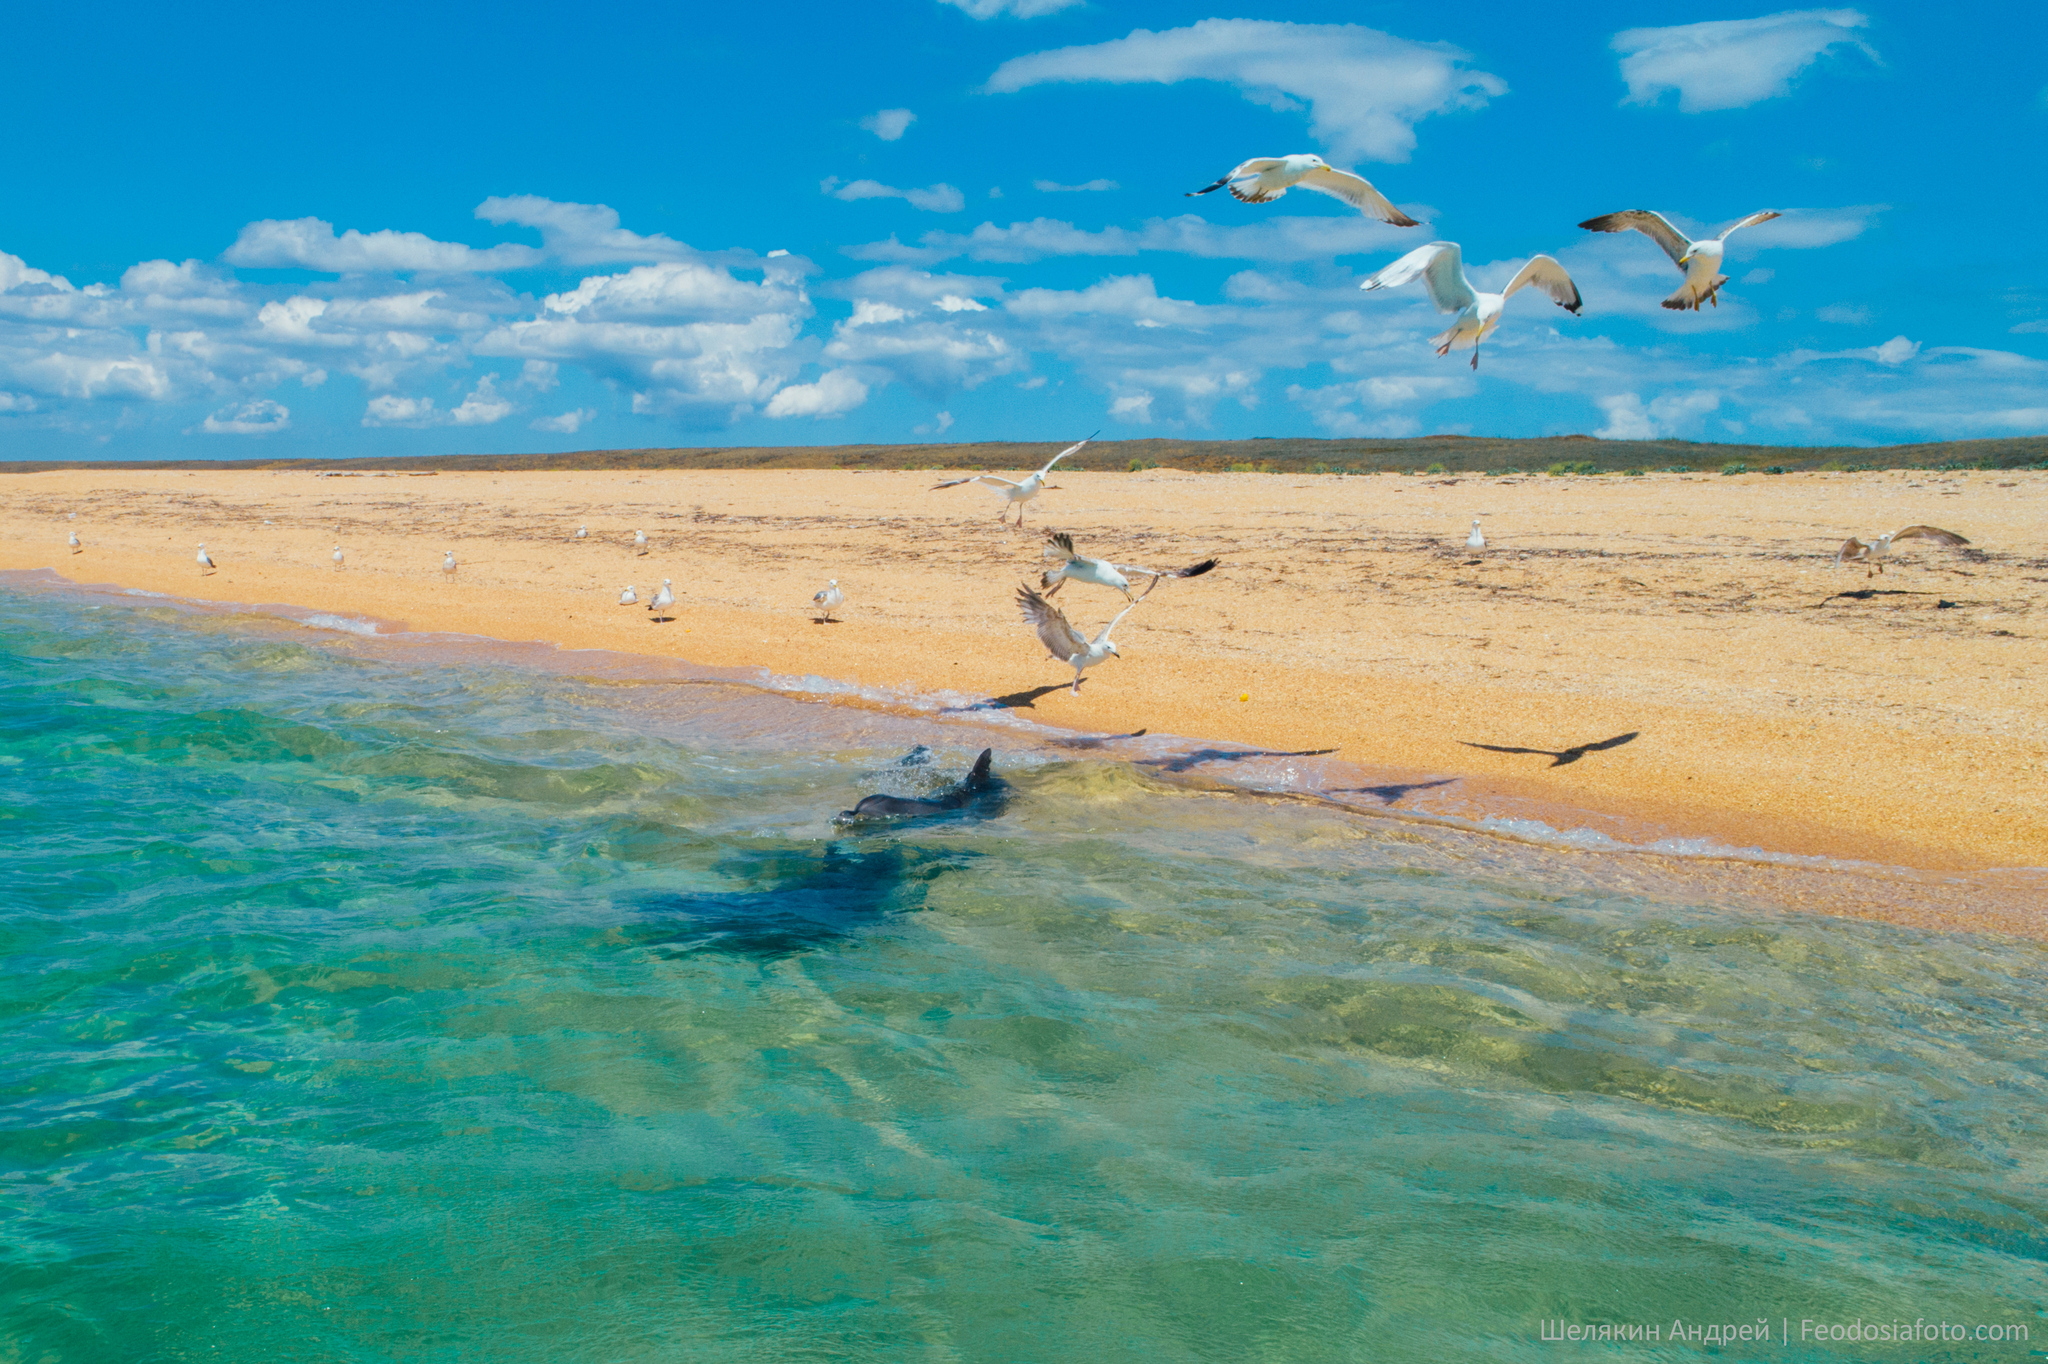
[837,748,1001,823]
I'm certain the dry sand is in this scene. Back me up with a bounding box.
[6,463,2043,896]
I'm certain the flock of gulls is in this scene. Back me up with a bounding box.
[1187,153,1785,368]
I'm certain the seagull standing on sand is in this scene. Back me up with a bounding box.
[1835,525,1969,576]
[633,530,648,555]
[1039,531,1219,600]
[1361,243,1581,370]
[332,544,345,570]
[1577,209,1781,311]
[619,584,638,605]
[196,544,217,575]
[67,531,81,554]
[575,525,588,540]
[1186,154,1419,227]
[647,578,675,621]
[812,579,844,622]
[1466,520,1486,552]
[931,435,1093,528]
[442,550,457,575]
[1016,585,1140,695]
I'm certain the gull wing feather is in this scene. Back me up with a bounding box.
[1186,157,1286,196]
[1017,586,1088,660]
[1095,596,1143,646]
[1361,243,1473,314]
[1296,166,1420,227]
[1890,525,1969,546]
[1578,210,1692,267]
[1045,531,1078,563]
[1716,210,1782,240]
[1835,537,1871,563]
[1503,255,1583,314]
[1036,432,1097,478]
[931,473,1020,491]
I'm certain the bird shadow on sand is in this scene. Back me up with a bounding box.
[961,684,1071,712]
[810,618,842,626]
[1460,732,1638,768]
[1816,588,1938,607]
[1327,777,1459,805]
[1137,746,1338,775]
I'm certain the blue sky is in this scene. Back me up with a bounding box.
[3,0,2044,457]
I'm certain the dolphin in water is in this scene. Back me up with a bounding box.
[837,749,1000,822]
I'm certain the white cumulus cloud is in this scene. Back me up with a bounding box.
[986,19,1506,163]
[765,368,869,418]
[531,408,596,433]
[226,218,544,273]
[1614,9,1878,112]
[822,178,966,213]
[940,0,1080,17]
[363,394,437,426]
[1034,179,1119,193]
[860,108,916,141]
[199,398,291,435]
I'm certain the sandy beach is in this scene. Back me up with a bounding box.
[5,462,2042,884]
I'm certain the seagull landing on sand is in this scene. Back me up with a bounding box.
[1186,155,1419,227]
[812,579,844,622]
[647,578,675,621]
[196,544,217,575]
[1466,520,1486,552]
[1577,209,1781,311]
[633,530,648,555]
[931,434,1093,528]
[1016,585,1140,695]
[1040,531,1219,601]
[68,531,81,554]
[332,545,345,570]
[442,550,457,575]
[619,584,637,605]
[1835,525,1969,577]
[1361,242,1581,370]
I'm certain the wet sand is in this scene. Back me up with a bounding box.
[5,463,2043,887]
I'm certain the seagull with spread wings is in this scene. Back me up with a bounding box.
[1016,585,1139,695]
[1186,154,1419,227]
[1577,209,1781,311]
[1835,525,1969,576]
[931,434,1093,528]
[1360,243,1581,370]
[1039,531,1219,600]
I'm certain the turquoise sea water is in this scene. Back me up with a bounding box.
[2,583,2043,1362]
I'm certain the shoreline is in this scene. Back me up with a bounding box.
[5,465,2042,889]
[10,568,2048,943]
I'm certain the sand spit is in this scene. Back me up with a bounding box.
[6,464,2043,886]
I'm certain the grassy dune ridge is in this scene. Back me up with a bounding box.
[5,433,2048,477]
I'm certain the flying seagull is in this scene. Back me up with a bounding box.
[574,525,588,539]
[1360,242,1581,369]
[812,579,844,622]
[619,584,637,605]
[442,550,457,575]
[931,434,1093,528]
[1016,584,1140,695]
[633,530,648,555]
[1577,209,1781,311]
[1466,520,1486,552]
[67,531,81,554]
[1039,531,1219,600]
[1835,525,1969,576]
[1186,155,1419,227]
[648,578,675,621]
[196,543,217,575]
[332,544,345,570]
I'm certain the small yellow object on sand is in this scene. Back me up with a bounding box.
[1239,693,1249,702]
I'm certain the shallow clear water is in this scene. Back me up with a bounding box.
[2,587,2043,1362]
